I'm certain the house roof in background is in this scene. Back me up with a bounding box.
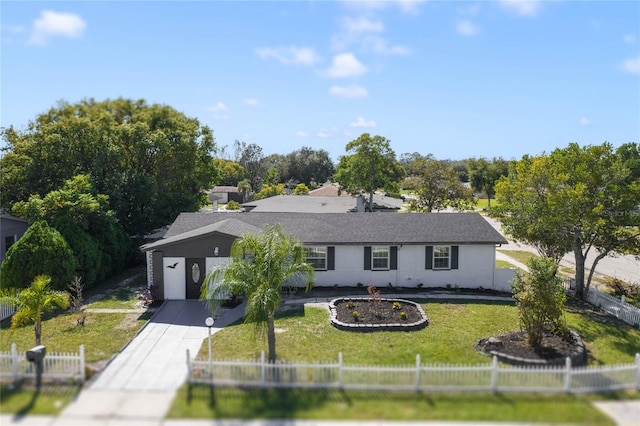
[243,195,356,213]
[209,186,239,193]
[142,212,507,251]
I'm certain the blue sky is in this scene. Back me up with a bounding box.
[2,1,639,162]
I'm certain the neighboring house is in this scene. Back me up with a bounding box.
[0,214,29,263]
[207,186,243,204]
[141,212,513,301]
[242,194,402,213]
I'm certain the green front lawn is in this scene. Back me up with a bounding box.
[1,311,151,363]
[170,299,639,422]
[170,387,615,424]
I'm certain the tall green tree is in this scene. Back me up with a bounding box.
[492,142,640,298]
[408,159,474,212]
[1,98,218,236]
[11,175,132,288]
[236,179,252,203]
[235,140,266,192]
[0,221,77,291]
[212,158,247,187]
[334,133,404,211]
[467,157,509,207]
[0,275,70,346]
[201,225,315,362]
[284,147,335,187]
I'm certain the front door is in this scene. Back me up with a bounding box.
[185,258,205,299]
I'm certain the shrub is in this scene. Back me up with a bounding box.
[226,200,241,210]
[511,257,568,347]
[352,310,359,320]
[400,311,407,320]
[392,301,402,310]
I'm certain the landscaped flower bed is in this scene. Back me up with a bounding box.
[329,298,428,332]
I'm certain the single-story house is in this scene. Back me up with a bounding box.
[0,214,29,263]
[141,212,514,300]
[206,186,243,204]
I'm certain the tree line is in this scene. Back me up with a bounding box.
[1,98,638,302]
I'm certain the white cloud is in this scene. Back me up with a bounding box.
[317,131,333,138]
[342,1,426,15]
[343,17,384,34]
[255,46,321,66]
[622,56,640,74]
[327,53,368,78]
[28,10,86,46]
[349,116,377,128]
[499,0,542,17]
[295,131,309,137]
[579,117,591,126]
[623,34,636,44]
[333,16,410,55]
[329,84,368,98]
[244,99,259,106]
[207,102,229,119]
[457,20,480,36]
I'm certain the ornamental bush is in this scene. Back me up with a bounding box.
[511,257,568,347]
[0,221,77,291]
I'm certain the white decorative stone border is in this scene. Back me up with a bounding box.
[328,297,429,332]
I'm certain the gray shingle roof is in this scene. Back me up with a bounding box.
[142,212,507,251]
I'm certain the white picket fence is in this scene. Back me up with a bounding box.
[586,286,640,329]
[187,350,640,394]
[0,302,16,321]
[0,343,85,384]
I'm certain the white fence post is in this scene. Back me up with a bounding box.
[490,356,498,394]
[414,354,421,391]
[11,343,18,385]
[563,357,572,393]
[260,350,265,385]
[635,353,640,391]
[186,349,191,382]
[338,352,343,388]
[79,345,85,383]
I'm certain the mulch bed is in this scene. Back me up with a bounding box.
[333,299,423,324]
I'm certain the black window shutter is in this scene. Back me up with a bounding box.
[390,246,398,270]
[327,246,335,270]
[451,246,459,269]
[425,246,433,269]
[364,246,372,270]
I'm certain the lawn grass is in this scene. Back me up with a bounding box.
[197,301,640,366]
[497,249,539,266]
[171,299,639,421]
[496,259,517,269]
[0,383,82,416]
[169,385,614,424]
[1,311,151,363]
[475,198,501,210]
[85,276,147,310]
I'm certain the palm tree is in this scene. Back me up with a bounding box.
[236,179,252,203]
[201,224,314,362]
[0,275,70,346]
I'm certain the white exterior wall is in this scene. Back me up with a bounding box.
[163,257,185,299]
[314,244,503,290]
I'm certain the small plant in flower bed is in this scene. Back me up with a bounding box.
[400,311,407,320]
[346,300,355,309]
[392,301,402,310]
[352,310,359,320]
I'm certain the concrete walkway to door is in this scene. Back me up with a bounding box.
[55,300,246,424]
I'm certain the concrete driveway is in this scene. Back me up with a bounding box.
[54,300,245,424]
[88,300,217,391]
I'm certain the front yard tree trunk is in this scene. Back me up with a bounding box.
[35,320,42,346]
[573,242,586,300]
[267,314,276,363]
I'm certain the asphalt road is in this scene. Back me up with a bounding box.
[483,216,640,284]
